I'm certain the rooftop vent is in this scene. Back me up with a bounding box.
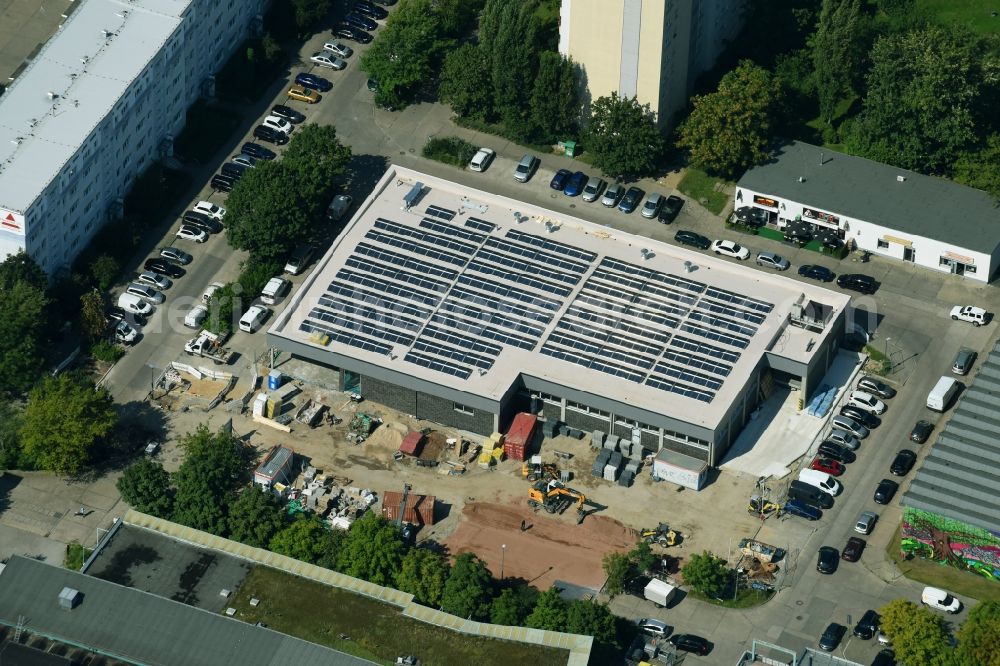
[402,181,424,210]
[896,175,906,183]
[544,220,558,233]
[512,211,525,223]
[101,29,115,39]
[640,248,653,260]
[683,260,696,273]
[58,586,82,610]
[46,91,57,100]
[797,176,805,183]
[79,56,89,65]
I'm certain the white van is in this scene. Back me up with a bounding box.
[927,376,960,412]
[922,586,962,613]
[798,469,841,496]
[260,277,290,305]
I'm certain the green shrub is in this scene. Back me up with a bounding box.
[421,137,478,168]
[90,340,125,363]
[724,221,760,235]
[239,258,282,298]
[90,255,120,291]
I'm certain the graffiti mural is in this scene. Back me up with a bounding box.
[901,507,1000,581]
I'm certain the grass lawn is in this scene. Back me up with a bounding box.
[918,0,1000,35]
[173,103,242,165]
[677,167,730,215]
[229,566,568,666]
[64,543,92,571]
[886,524,1000,603]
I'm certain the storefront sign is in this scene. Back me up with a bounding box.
[802,207,840,227]
[881,235,913,248]
[753,195,779,208]
[943,251,974,265]
[0,210,24,235]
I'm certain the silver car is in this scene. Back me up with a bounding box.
[136,270,172,291]
[582,176,606,202]
[832,414,869,439]
[513,154,539,182]
[756,251,790,270]
[855,511,878,534]
[827,428,861,450]
[601,183,624,207]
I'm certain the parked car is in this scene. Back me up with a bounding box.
[253,125,289,145]
[827,428,861,451]
[756,251,790,270]
[107,305,146,327]
[711,239,751,260]
[816,546,839,574]
[855,511,878,535]
[184,305,208,329]
[183,211,223,233]
[848,390,887,415]
[135,270,171,291]
[668,635,709,655]
[513,154,539,182]
[910,419,934,444]
[334,25,373,43]
[618,186,645,213]
[468,148,495,172]
[818,441,856,464]
[310,51,347,69]
[952,347,977,375]
[640,193,664,219]
[285,244,315,275]
[549,168,572,191]
[294,72,333,92]
[344,12,378,31]
[270,105,306,124]
[798,264,835,282]
[117,292,153,316]
[601,183,624,207]
[323,40,353,58]
[241,143,277,161]
[353,1,388,20]
[211,174,237,192]
[159,247,192,264]
[202,282,225,304]
[125,283,164,304]
[563,171,588,197]
[143,258,184,279]
[262,115,293,134]
[874,479,899,505]
[366,78,379,92]
[239,305,271,333]
[636,618,669,637]
[858,375,896,399]
[230,154,257,169]
[581,176,606,202]
[832,414,869,439]
[783,499,822,521]
[326,194,353,222]
[840,405,880,429]
[175,224,208,243]
[837,273,878,294]
[287,86,321,103]
[659,195,683,222]
[674,230,711,250]
[113,318,138,345]
[922,586,962,613]
[260,277,291,305]
[819,623,845,651]
[890,449,917,476]
[950,305,987,326]
[221,161,249,181]
[872,649,896,666]
[810,457,844,476]
[841,536,865,562]
[193,201,226,220]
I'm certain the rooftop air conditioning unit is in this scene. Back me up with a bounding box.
[58,587,82,610]
[896,175,906,183]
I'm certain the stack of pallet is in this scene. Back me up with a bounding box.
[589,430,648,486]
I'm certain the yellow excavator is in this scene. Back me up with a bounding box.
[527,480,591,524]
[640,522,682,548]
[521,460,560,482]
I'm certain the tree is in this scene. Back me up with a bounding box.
[395,548,449,607]
[584,93,665,180]
[290,0,331,34]
[116,459,172,516]
[602,551,631,597]
[676,61,784,179]
[282,124,352,208]
[954,133,1000,198]
[361,0,448,110]
[434,0,485,36]
[335,512,406,585]
[204,283,239,335]
[171,425,250,535]
[261,32,281,62]
[237,258,282,302]
[438,45,494,120]
[525,587,567,631]
[228,485,286,548]
[529,51,580,143]
[490,587,534,626]
[812,0,865,124]
[0,251,46,290]
[681,551,729,598]
[0,278,49,396]
[80,289,107,341]
[957,601,1000,666]
[20,374,116,474]
[565,600,618,646]
[848,26,999,174]
[224,162,314,260]
[879,598,955,666]
[269,514,333,563]
[440,552,494,619]
[481,1,539,136]
[629,540,657,574]
[90,254,119,291]
[0,402,25,470]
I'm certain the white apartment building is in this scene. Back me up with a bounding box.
[558,0,745,128]
[0,0,269,275]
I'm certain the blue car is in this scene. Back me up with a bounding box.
[295,72,332,92]
[563,171,588,197]
[241,142,276,161]
[618,186,645,213]
[550,169,572,191]
[798,264,836,282]
[784,499,822,521]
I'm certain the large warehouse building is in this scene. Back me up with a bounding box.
[267,167,851,466]
[0,0,270,274]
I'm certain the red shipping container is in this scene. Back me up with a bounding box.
[504,413,537,460]
[398,431,424,457]
[382,491,436,525]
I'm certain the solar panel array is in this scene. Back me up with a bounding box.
[299,208,774,401]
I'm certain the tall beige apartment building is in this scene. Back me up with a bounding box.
[559,0,745,129]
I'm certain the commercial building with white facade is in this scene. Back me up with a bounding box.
[736,141,1000,282]
[267,166,851,467]
[0,0,269,275]
[558,0,745,128]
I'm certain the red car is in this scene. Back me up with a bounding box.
[810,457,845,476]
[842,537,866,562]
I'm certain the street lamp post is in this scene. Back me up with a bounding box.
[147,363,157,399]
[500,544,506,580]
[884,338,892,372]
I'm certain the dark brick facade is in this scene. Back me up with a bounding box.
[361,376,417,415]
[563,409,612,437]
[415,392,494,436]
[660,438,710,462]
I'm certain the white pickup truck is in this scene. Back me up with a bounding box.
[183,330,233,364]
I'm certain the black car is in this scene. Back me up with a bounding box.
[819,623,846,651]
[840,405,880,429]
[837,273,878,294]
[144,258,184,279]
[872,649,896,666]
[618,186,645,213]
[668,634,709,655]
[659,195,684,223]
[818,441,855,464]
[241,142,276,161]
[674,229,711,250]
[874,479,899,505]
[854,609,880,640]
[798,264,836,282]
[890,449,917,476]
[858,375,897,399]
[910,420,934,444]
[270,105,306,124]
[344,12,378,30]
[625,575,651,598]
[335,25,374,43]
[211,174,237,192]
[353,1,388,20]
[816,546,839,574]
[182,211,223,234]
[253,125,290,145]
[107,305,147,327]
[295,72,333,92]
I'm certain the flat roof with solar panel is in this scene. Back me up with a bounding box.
[269,167,851,430]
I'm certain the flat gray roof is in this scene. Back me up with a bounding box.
[737,140,1000,252]
[0,0,185,212]
[269,166,850,430]
[903,340,1000,531]
[0,556,376,666]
